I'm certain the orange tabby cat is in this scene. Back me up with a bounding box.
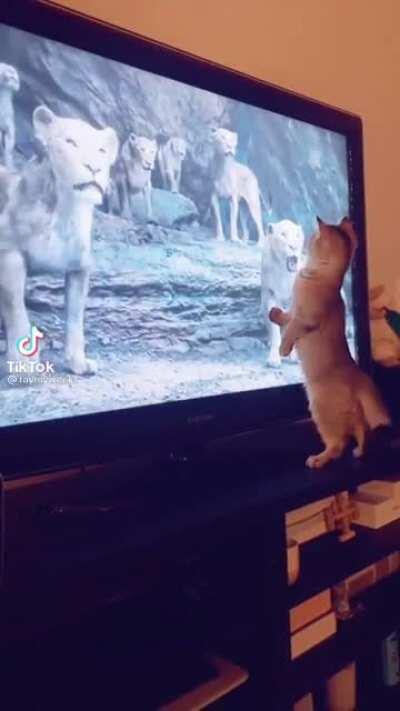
[269,217,391,469]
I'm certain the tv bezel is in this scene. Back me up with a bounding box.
[0,0,371,476]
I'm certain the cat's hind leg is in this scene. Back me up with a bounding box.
[307,395,349,469]
[308,416,366,467]
[358,374,391,429]
[353,419,366,458]
[306,440,346,469]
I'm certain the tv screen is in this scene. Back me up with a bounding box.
[0,18,356,432]
[0,3,369,474]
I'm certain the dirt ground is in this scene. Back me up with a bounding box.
[0,349,302,428]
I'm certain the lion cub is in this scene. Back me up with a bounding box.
[269,217,391,469]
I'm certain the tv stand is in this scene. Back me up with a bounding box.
[2,422,400,709]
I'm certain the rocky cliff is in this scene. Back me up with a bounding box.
[3,23,349,234]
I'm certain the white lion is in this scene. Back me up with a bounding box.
[114,133,157,221]
[157,136,187,193]
[261,219,305,367]
[210,128,265,243]
[0,63,20,170]
[0,105,119,375]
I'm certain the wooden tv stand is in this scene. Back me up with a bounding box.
[1,426,400,709]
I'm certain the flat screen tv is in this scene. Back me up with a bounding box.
[0,0,370,475]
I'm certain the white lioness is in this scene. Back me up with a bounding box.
[114,133,157,221]
[261,219,305,367]
[157,136,187,193]
[0,63,20,170]
[210,128,265,243]
[0,105,119,375]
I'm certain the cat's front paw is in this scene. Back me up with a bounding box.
[279,341,293,358]
[306,453,327,469]
[65,355,97,376]
[269,307,284,325]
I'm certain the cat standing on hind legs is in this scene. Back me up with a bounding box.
[269,217,391,469]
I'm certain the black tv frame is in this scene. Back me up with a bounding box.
[0,0,371,476]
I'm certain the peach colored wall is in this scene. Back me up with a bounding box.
[55,0,400,292]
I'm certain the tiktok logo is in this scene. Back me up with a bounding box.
[17,325,44,357]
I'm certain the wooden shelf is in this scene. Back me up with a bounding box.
[289,574,400,702]
[3,413,400,710]
[288,517,400,607]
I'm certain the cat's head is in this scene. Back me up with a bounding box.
[308,217,357,279]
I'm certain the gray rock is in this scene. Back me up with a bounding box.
[17,236,265,364]
[200,340,231,357]
[229,336,265,355]
[99,335,111,346]
[93,211,164,246]
[195,328,212,343]
[51,339,63,352]
[147,339,169,351]
[170,341,191,355]
[130,189,199,228]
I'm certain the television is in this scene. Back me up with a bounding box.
[0,1,370,476]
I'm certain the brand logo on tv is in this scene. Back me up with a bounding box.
[187,414,215,425]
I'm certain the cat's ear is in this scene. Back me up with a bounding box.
[340,216,353,229]
[316,216,325,236]
[340,217,358,258]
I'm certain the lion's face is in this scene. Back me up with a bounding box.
[0,63,20,93]
[129,134,157,171]
[171,137,187,160]
[33,106,119,206]
[267,219,305,273]
[212,128,238,157]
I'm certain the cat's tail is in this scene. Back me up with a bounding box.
[358,375,391,430]
[356,374,400,458]
[369,423,399,446]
